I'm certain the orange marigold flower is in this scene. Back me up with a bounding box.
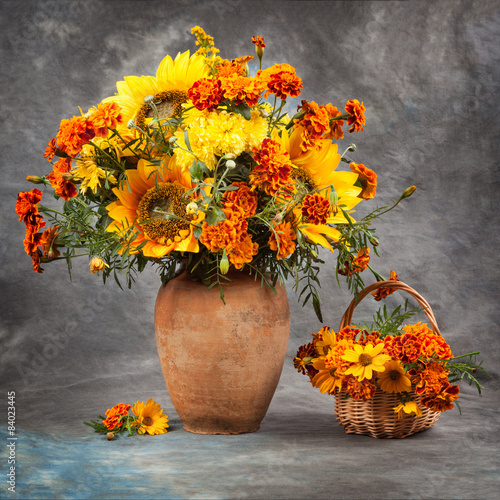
[23,230,43,256]
[337,326,364,342]
[56,115,93,157]
[385,332,423,365]
[228,231,259,269]
[47,158,78,200]
[301,193,331,225]
[258,63,303,100]
[421,383,460,412]
[371,270,400,301]
[294,342,318,380]
[293,100,330,152]
[269,221,297,260]
[251,35,266,48]
[44,138,58,161]
[87,102,123,138]
[222,182,258,218]
[15,189,44,229]
[420,333,453,360]
[338,247,370,276]
[345,99,366,133]
[343,376,377,401]
[188,77,225,111]
[220,74,265,107]
[324,339,353,376]
[408,360,449,397]
[350,162,377,200]
[40,227,60,259]
[216,59,247,78]
[323,103,344,141]
[250,138,293,196]
[30,248,44,274]
[102,403,132,430]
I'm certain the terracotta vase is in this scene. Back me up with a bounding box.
[154,271,290,434]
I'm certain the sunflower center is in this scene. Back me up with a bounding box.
[389,370,401,381]
[358,353,373,366]
[143,416,153,426]
[137,182,193,244]
[291,164,318,191]
[135,90,189,129]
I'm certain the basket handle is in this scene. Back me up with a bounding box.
[338,281,441,337]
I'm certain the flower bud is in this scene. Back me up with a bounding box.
[61,173,74,182]
[369,236,379,247]
[273,213,283,223]
[220,249,229,275]
[106,432,114,441]
[26,175,44,184]
[89,257,108,274]
[401,185,417,199]
[224,153,236,160]
[186,202,199,215]
[144,95,155,104]
[347,143,357,152]
[47,248,55,259]
[168,136,178,144]
[127,119,135,129]
[225,160,236,169]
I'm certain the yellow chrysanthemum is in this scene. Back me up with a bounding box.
[175,109,267,171]
[393,400,423,419]
[341,343,392,381]
[377,360,412,393]
[106,157,204,258]
[103,50,208,132]
[132,398,169,435]
[72,143,117,194]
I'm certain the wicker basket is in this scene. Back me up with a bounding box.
[334,280,441,438]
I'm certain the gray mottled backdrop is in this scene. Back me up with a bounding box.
[1,1,499,499]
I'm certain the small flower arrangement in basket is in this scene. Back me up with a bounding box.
[294,278,486,438]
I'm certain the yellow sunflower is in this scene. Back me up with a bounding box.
[103,50,208,131]
[377,360,412,393]
[274,127,363,251]
[132,398,169,435]
[106,157,204,258]
[341,343,392,381]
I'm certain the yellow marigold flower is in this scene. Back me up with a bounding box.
[89,257,108,274]
[393,400,423,419]
[132,398,169,435]
[377,360,412,393]
[342,343,392,381]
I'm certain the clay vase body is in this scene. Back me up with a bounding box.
[154,271,290,434]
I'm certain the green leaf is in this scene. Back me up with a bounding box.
[234,102,252,120]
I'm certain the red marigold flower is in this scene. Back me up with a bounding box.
[345,99,366,133]
[87,102,123,138]
[343,376,377,401]
[189,78,225,111]
[102,403,132,430]
[23,230,43,256]
[338,248,370,276]
[337,326,364,342]
[15,189,44,229]
[294,342,319,380]
[40,227,61,259]
[268,221,297,260]
[385,332,423,365]
[371,270,400,301]
[47,158,78,200]
[44,138,58,162]
[251,35,266,48]
[293,100,331,152]
[421,383,460,412]
[301,193,331,225]
[222,182,258,218]
[56,115,93,157]
[258,63,303,101]
[249,138,293,196]
[350,162,377,200]
[323,103,344,141]
[30,248,44,274]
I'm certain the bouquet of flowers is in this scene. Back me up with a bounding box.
[15,27,413,318]
[84,399,169,440]
[294,279,486,418]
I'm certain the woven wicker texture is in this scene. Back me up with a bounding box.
[334,281,441,438]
